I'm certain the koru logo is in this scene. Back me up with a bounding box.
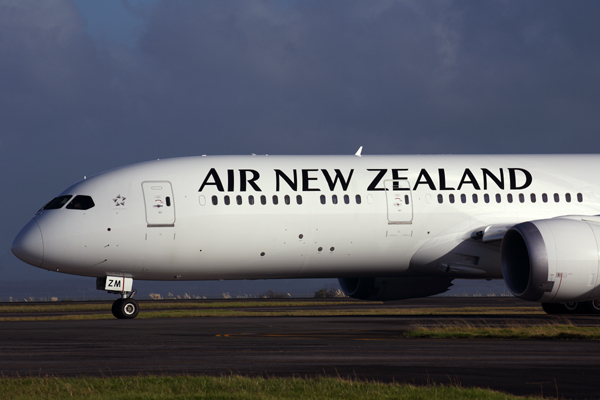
[113,194,126,207]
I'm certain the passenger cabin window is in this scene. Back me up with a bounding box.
[320,195,326,205]
[565,193,571,203]
[460,194,466,204]
[507,194,513,203]
[272,195,278,205]
[284,195,290,205]
[449,194,455,204]
[224,195,230,205]
[43,195,72,210]
[472,194,478,203]
[248,195,255,205]
[554,193,560,202]
[261,195,267,205]
[296,195,302,205]
[66,195,95,210]
[212,195,218,205]
[437,194,443,204]
[355,195,361,204]
[530,193,536,203]
[344,195,349,204]
[519,194,524,203]
[495,194,501,203]
[542,193,548,203]
[577,193,583,202]
[484,194,490,203]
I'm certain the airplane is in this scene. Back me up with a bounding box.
[11,151,600,318]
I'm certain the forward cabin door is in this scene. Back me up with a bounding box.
[384,179,413,224]
[142,181,175,227]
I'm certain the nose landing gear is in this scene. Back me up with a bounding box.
[96,276,140,319]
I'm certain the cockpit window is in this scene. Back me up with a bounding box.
[66,195,95,210]
[43,195,73,210]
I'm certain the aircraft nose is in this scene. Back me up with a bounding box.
[11,219,44,267]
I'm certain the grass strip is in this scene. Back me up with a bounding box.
[0,375,549,400]
[0,306,543,322]
[405,323,600,340]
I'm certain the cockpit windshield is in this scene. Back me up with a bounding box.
[43,195,73,210]
[40,195,96,211]
[66,195,95,210]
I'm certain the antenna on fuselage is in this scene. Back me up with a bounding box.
[355,146,363,157]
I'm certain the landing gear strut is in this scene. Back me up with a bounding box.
[96,276,139,319]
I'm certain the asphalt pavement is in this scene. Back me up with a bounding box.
[0,297,598,399]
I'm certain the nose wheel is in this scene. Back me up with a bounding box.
[97,276,140,319]
[112,297,139,319]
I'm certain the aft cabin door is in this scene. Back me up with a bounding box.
[142,181,175,227]
[384,180,413,224]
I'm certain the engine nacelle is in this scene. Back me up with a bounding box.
[501,218,600,303]
[338,276,454,301]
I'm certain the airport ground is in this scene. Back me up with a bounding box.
[1,297,599,399]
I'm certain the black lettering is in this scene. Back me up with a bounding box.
[390,169,409,191]
[227,170,234,192]
[275,169,297,191]
[509,168,532,190]
[302,169,320,191]
[457,169,481,190]
[367,169,387,191]
[109,279,121,288]
[482,168,504,190]
[438,169,455,190]
[199,168,224,192]
[413,169,436,190]
[321,169,354,191]
[239,169,261,192]
[391,169,408,180]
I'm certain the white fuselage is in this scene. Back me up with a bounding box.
[12,154,600,283]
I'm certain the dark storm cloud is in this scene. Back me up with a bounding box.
[135,0,460,154]
[2,0,600,283]
[126,0,600,155]
[4,0,600,161]
[0,1,105,135]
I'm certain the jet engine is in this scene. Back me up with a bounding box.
[501,218,600,303]
[338,276,454,301]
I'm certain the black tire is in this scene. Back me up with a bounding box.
[541,303,563,314]
[541,302,581,315]
[563,302,581,314]
[584,300,600,315]
[112,298,124,318]
[112,298,139,319]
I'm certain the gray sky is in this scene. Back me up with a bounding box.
[2,0,600,296]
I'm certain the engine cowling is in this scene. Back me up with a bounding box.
[501,218,600,303]
[338,276,454,301]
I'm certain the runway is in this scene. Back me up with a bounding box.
[1,297,599,399]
